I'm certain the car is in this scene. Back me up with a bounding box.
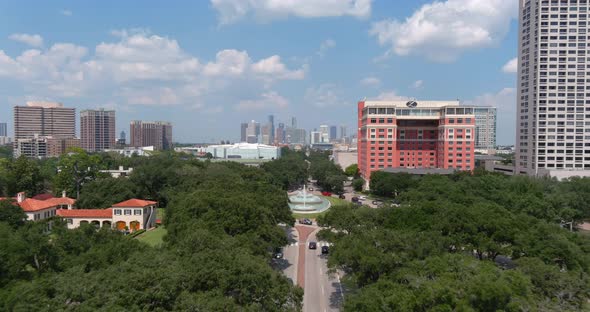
[273,248,284,259]
[308,187,314,191]
[299,218,313,225]
[321,246,329,254]
[338,194,346,199]
[351,196,359,203]
[359,196,367,200]
[372,200,382,205]
[308,242,317,249]
[321,191,332,196]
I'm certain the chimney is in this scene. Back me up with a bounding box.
[62,190,67,198]
[16,192,25,203]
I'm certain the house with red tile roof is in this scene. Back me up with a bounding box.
[57,199,157,231]
[2,192,157,232]
[0,192,76,222]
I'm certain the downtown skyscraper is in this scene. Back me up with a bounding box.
[80,109,116,152]
[516,0,590,176]
[14,101,75,140]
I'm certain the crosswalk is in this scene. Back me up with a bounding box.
[288,242,333,247]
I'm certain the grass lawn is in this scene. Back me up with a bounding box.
[137,226,167,247]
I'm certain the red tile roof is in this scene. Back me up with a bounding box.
[57,208,112,218]
[45,197,76,206]
[18,199,61,212]
[112,199,157,207]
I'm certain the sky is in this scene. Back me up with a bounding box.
[0,0,518,144]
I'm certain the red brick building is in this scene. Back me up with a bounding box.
[357,100,476,182]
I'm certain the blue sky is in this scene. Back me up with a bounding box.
[0,0,518,144]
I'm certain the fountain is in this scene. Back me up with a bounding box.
[288,185,331,213]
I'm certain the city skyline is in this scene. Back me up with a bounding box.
[0,1,518,144]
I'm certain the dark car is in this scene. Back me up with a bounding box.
[308,242,317,249]
[338,194,346,199]
[351,196,359,203]
[273,248,284,259]
[321,246,329,254]
[299,218,313,225]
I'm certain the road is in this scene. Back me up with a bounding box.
[303,228,343,312]
[279,223,344,312]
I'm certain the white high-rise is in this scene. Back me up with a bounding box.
[516,0,590,178]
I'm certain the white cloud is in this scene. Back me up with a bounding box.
[463,87,516,144]
[502,57,517,73]
[305,84,341,107]
[211,0,372,24]
[235,91,289,110]
[360,76,381,87]
[370,0,518,62]
[0,29,305,107]
[9,33,44,47]
[411,80,424,89]
[60,9,72,16]
[371,90,409,101]
[317,39,336,57]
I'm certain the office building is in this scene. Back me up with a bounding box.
[130,121,173,150]
[291,117,297,129]
[0,122,6,137]
[80,109,115,152]
[357,100,476,181]
[319,125,330,143]
[340,125,347,140]
[474,107,497,150]
[286,128,306,145]
[276,123,285,144]
[268,115,275,144]
[240,123,248,142]
[0,137,11,146]
[14,135,48,158]
[14,101,75,140]
[310,131,322,145]
[47,137,81,157]
[245,120,260,143]
[330,126,337,142]
[516,0,590,177]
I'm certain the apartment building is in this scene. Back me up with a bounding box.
[80,109,116,152]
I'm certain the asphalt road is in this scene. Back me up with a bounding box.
[303,229,343,312]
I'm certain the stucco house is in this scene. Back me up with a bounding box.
[0,191,75,221]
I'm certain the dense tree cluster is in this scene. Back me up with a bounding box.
[309,151,346,193]
[318,171,590,311]
[0,152,302,310]
[260,148,308,191]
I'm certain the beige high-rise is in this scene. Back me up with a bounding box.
[130,121,172,150]
[516,0,590,179]
[80,109,116,152]
[13,101,75,140]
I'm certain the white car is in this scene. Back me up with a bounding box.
[359,196,367,200]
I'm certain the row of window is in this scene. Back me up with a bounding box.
[113,209,143,216]
[33,209,56,221]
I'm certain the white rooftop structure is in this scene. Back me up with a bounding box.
[202,143,280,160]
[26,101,63,108]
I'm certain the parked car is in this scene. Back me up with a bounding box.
[351,196,359,203]
[359,196,367,200]
[299,218,313,225]
[308,187,314,191]
[372,200,382,205]
[309,242,317,249]
[321,246,329,254]
[273,248,283,259]
[338,194,346,199]
[321,191,332,196]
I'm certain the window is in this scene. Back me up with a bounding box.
[67,219,73,224]
[114,209,122,216]
[124,209,132,216]
[134,209,142,215]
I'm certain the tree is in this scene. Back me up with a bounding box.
[344,164,359,177]
[352,178,364,192]
[0,200,26,228]
[2,156,44,196]
[53,148,103,199]
[76,177,137,209]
